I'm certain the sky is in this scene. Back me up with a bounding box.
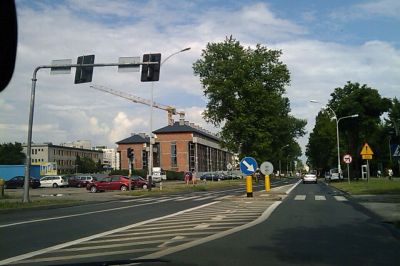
[1,0,399,160]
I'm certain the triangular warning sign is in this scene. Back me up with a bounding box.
[360,143,374,155]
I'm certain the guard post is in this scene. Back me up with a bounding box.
[0,178,4,198]
[265,175,270,192]
[246,175,253,197]
[260,161,274,192]
[240,157,258,198]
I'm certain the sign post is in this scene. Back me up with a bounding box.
[260,161,274,192]
[360,143,374,183]
[240,157,257,197]
[343,154,352,184]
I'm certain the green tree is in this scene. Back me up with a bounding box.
[193,36,306,164]
[75,155,97,173]
[306,111,336,172]
[307,82,391,178]
[0,142,26,164]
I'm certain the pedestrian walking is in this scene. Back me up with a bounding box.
[192,170,197,185]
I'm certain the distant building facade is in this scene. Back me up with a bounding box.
[116,120,234,173]
[22,143,103,174]
[60,140,92,150]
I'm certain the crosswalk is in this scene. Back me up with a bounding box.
[10,200,275,265]
[293,194,348,202]
[120,192,235,204]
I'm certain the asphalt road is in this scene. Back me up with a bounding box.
[0,178,296,265]
[160,180,400,266]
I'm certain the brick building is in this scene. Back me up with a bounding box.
[116,120,233,173]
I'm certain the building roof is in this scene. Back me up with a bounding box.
[154,121,220,141]
[22,143,102,153]
[116,134,150,144]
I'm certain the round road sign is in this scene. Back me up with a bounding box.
[343,154,352,164]
[260,161,274,175]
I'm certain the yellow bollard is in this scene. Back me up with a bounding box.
[265,175,270,192]
[246,175,253,197]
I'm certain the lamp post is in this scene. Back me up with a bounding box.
[148,47,191,190]
[310,100,358,179]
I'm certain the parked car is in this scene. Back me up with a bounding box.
[86,175,154,193]
[325,168,342,181]
[40,175,69,188]
[200,173,226,181]
[132,175,155,189]
[303,170,317,184]
[5,176,40,189]
[68,175,97,187]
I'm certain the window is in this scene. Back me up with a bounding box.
[171,142,177,167]
[142,150,148,169]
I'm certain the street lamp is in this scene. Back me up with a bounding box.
[148,47,191,189]
[310,100,358,178]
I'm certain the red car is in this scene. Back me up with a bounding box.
[86,175,154,193]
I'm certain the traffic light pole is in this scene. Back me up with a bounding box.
[23,61,158,203]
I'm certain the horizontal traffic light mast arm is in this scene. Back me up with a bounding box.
[37,61,158,71]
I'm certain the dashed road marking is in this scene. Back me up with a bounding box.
[333,195,348,201]
[294,195,306,200]
[315,195,326,201]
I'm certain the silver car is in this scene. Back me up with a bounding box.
[303,170,317,184]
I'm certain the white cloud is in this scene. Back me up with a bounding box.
[330,0,400,20]
[108,112,148,144]
[1,1,399,160]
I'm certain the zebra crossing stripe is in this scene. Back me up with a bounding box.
[333,195,348,201]
[294,195,306,200]
[315,195,326,201]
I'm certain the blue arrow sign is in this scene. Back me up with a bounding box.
[240,157,258,175]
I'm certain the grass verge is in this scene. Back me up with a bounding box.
[122,179,244,196]
[0,199,82,210]
[330,178,400,195]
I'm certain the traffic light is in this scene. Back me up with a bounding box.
[74,55,95,84]
[141,53,161,82]
[127,148,134,160]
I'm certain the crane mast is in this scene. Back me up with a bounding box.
[89,84,185,125]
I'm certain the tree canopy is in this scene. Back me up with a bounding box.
[193,36,306,165]
[306,81,394,176]
[0,142,26,165]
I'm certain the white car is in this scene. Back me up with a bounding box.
[40,175,69,188]
[325,168,341,181]
[303,170,317,184]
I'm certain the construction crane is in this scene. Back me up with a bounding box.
[89,84,184,126]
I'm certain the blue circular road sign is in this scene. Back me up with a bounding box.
[240,157,258,175]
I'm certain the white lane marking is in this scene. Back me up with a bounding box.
[0,200,171,229]
[211,215,226,221]
[0,201,219,266]
[174,195,202,201]
[172,196,186,201]
[16,248,160,265]
[194,223,210,229]
[285,179,302,194]
[63,239,166,251]
[139,201,282,260]
[120,197,156,203]
[157,236,186,248]
[193,195,217,201]
[87,232,213,244]
[334,195,348,202]
[315,195,326,201]
[294,195,306,200]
